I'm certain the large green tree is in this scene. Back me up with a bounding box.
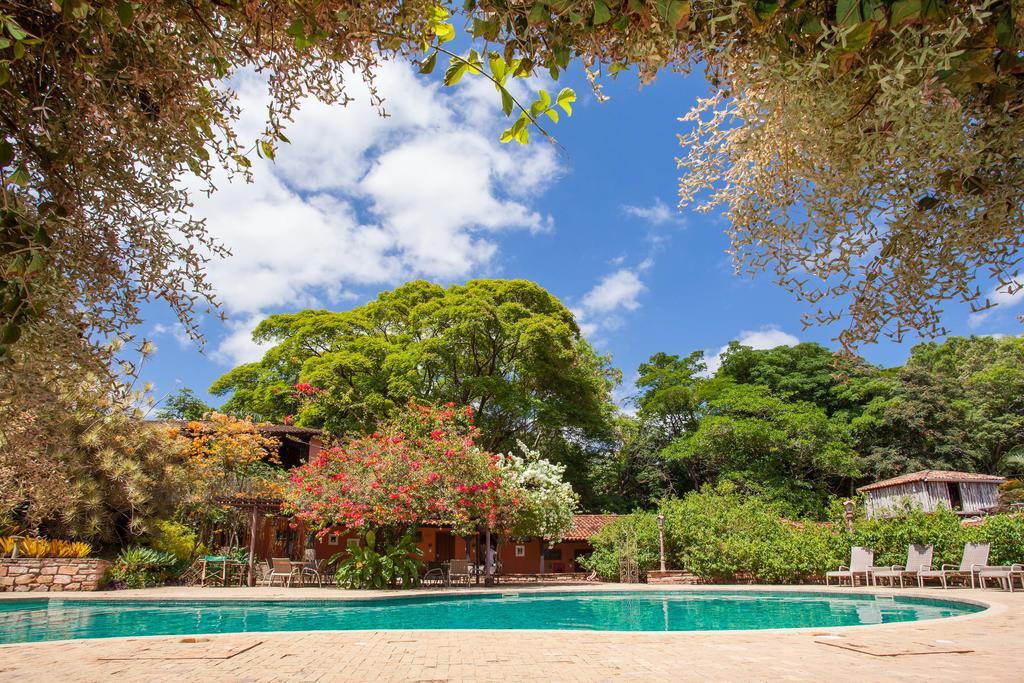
[662,382,859,517]
[717,342,885,419]
[211,279,618,496]
[852,335,1024,478]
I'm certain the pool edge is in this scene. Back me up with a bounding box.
[0,585,1001,647]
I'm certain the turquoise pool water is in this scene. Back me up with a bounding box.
[0,591,982,643]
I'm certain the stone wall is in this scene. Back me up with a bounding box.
[646,570,703,585]
[0,558,110,592]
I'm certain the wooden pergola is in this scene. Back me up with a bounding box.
[214,495,284,587]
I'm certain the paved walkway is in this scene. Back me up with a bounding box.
[1,584,1021,682]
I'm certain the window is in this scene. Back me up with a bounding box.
[947,483,964,510]
[515,544,526,557]
[543,547,562,561]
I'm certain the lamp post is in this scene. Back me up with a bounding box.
[843,499,855,532]
[657,513,666,572]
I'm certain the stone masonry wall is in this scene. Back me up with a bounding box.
[0,558,110,592]
[645,570,703,585]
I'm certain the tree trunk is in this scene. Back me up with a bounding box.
[484,528,493,586]
[247,506,258,587]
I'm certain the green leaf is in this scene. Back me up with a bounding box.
[233,154,251,169]
[5,21,27,41]
[501,88,515,117]
[835,0,862,27]
[260,140,275,161]
[528,3,548,23]
[889,0,921,26]
[25,251,43,275]
[556,88,576,116]
[841,19,876,51]
[920,0,946,20]
[117,0,134,27]
[655,0,690,28]
[444,60,469,86]
[419,52,438,75]
[753,0,779,21]
[0,140,12,168]
[8,165,29,188]
[489,53,507,84]
[545,109,560,123]
[435,23,456,43]
[286,18,305,40]
[593,0,612,25]
[500,128,515,143]
[0,324,21,345]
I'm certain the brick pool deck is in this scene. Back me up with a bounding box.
[1,583,1021,682]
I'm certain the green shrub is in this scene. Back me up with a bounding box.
[331,530,423,589]
[661,484,846,583]
[109,546,180,588]
[146,519,203,563]
[967,514,1024,566]
[586,486,1024,584]
[850,506,966,566]
[579,512,660,581]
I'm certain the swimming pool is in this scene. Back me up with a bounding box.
[0,590,983,643]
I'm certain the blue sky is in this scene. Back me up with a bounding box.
[138,57,1022,412]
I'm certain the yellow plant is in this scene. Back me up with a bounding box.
[49,539,89,558]
[0,537,15,556]
[19,537,50,558]
[69,541,92,558]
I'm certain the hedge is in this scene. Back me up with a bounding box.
[581,484,1024,583]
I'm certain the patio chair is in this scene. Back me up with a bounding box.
[869,544,934,588]
[448,559,473,587]
[978,563,1024,592]
[422,561,447,587]
[918,542,991,589]
[825,547,874,586]
[269,557,299,587]
[301,559,326,588]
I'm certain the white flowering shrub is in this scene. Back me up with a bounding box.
[496,441,580,544]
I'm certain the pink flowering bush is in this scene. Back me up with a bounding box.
[282,402,505,537]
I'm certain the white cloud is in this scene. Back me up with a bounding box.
[574,261,652,340]
[581,269,646,313]
[622,198,679,226]
[188,61,564,363]
[150,322,191,349]
[704,326,800,375]
[212,315,272,366]
[968,277,1024,328]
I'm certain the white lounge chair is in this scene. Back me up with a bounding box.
[918,542,990,589]
[869,544,933,587]
[826,547,874,586]
[978,563,1024,592]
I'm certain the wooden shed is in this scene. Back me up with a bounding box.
[857,470,1006,519]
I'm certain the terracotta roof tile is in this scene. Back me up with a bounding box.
[857,470,1005,493]
[563,514,618,541]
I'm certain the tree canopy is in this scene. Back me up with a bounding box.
[211,279,618,461]
[155,387,213,422]
[600,335,1024,515]
[2,1,1021,440]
